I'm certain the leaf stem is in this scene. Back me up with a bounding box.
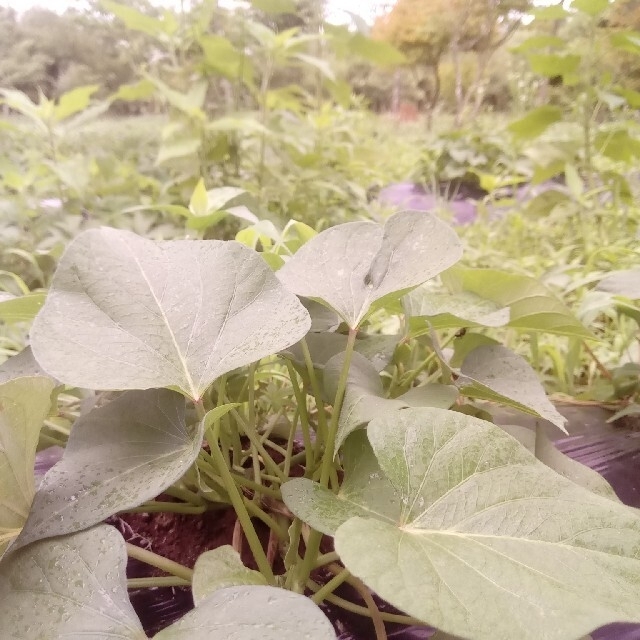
[320,326,358,487]
[207,419,276,584]
[311,567,351,604]
[127,576,190,589]
[125,543,193,582]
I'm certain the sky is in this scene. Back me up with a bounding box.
[0,0,390,24]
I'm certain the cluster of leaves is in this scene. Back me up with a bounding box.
[1,210,640,640]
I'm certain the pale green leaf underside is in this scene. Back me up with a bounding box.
[31,227,311,399]
[459,344,567,431]
[322,408,640,640]
[13,389,201,551]
[404,286,510,329]
[0,347,51,384]
[0,526,146,640]
[277,211,462,328]
[192,545,267,605]
[0,376,54,557]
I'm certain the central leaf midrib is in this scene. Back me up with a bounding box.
[124,242,197,399]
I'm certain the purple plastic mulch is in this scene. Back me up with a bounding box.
[32,405,640,639]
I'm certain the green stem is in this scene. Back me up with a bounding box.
[306,580,424,625]
[242,498,287,540]
[285,360,314,474]
[320,327,358,487]
[300,337,329,445]
[311,568,351,604]
[314,551,340,568]
[163,485,206,506]
[127,576,190,589]
[121,502,206,515]
[125,543,193,582]
[232,408,285,481]
[207,419,276,584]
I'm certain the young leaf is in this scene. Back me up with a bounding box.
[277,211,462,328]
[324,351,458,450]
[156,586,335,639]
[54,85,100,122]
[327,408,640,640]
[189,178,209,218]
[12,389,201,551]
[0,526,146,639]
[31,228,311,400]
[282,430,401,536]
[0,377,54,557]
[192,546,267,605]
[508,106,563,140]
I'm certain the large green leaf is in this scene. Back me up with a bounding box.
[287,408,640,640]
[12,389,201,551]
[0,377,54,556]
[0,526,146,639]
[0,292,45,323]
[324,351,458,450]
[156,586,336,639]
[30,228,310,400]
[192,546,268,605]
[277,211,462,329]
[439,267,592,338]
[459,344,567,431]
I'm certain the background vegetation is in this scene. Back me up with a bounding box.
[1,0,639,413]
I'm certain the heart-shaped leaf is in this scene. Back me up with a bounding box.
[324,351,458,450]
[287,407,640,640]
[277,211,462,328]
[12,389,202,551]
[31,228,310,399]
[192,546,268,605]
[459,344,567,431]
[0,376,54,556]
[0,525,146,639]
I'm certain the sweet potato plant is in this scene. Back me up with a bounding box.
[0,210,639,640]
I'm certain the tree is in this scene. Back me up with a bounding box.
[373,0,531,124]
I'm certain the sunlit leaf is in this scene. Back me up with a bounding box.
[31,228,310,399]
[0,377,54,557]
[508,106,563,140]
